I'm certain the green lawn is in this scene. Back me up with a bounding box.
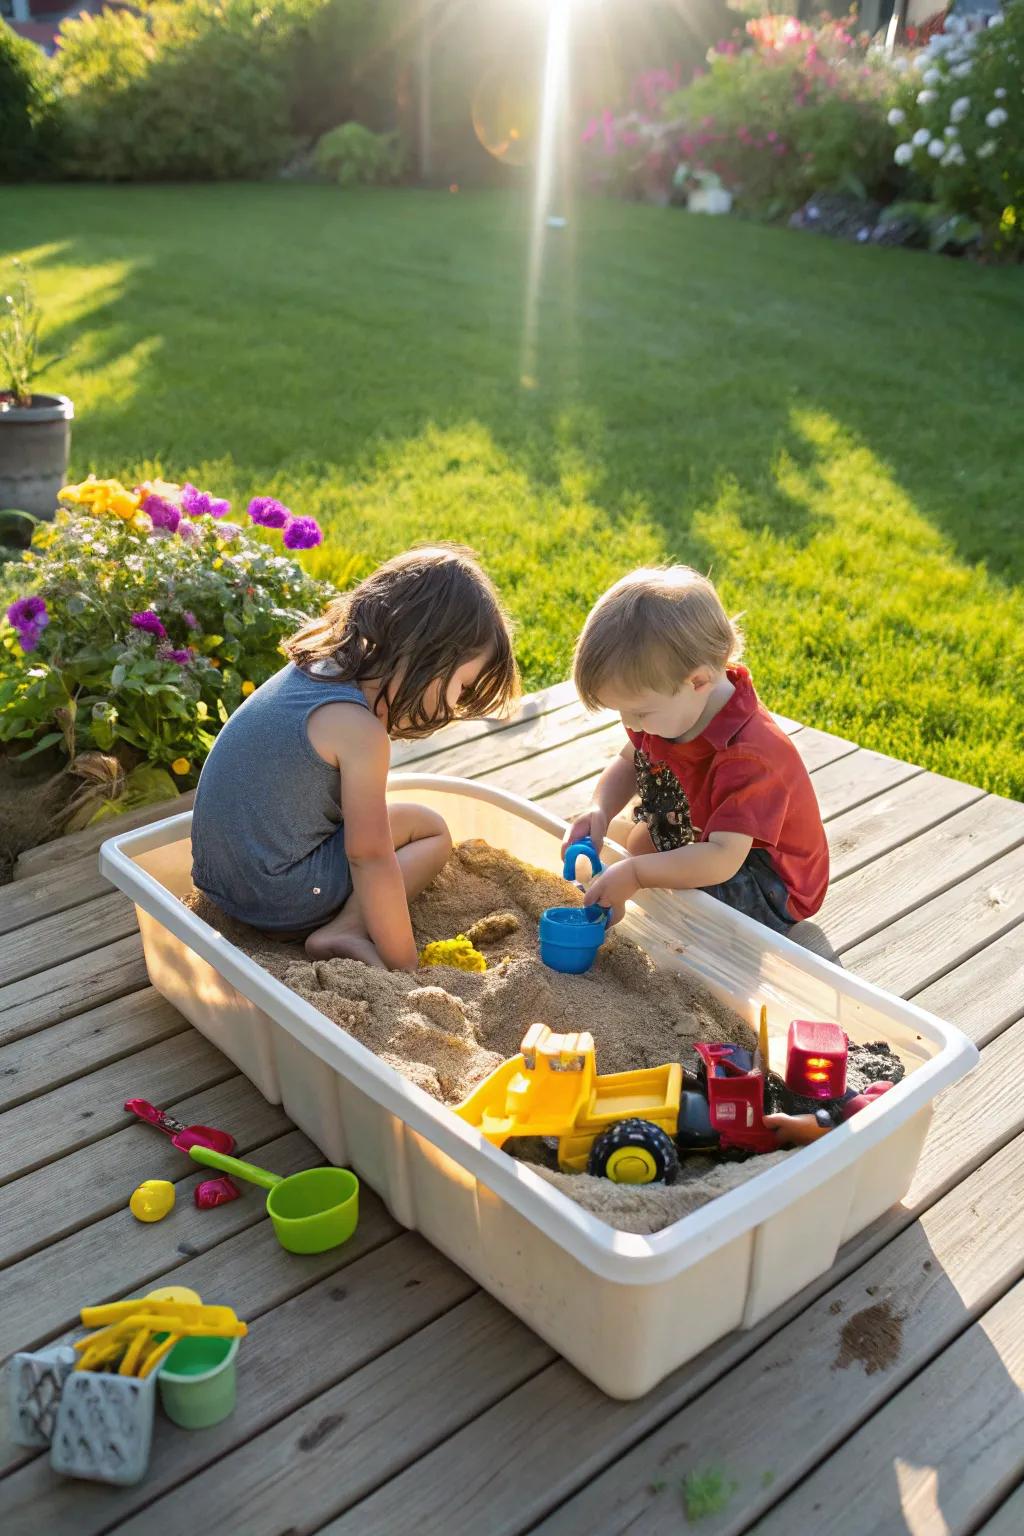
[3,184,1023,797]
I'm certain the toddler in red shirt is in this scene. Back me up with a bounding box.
[564,566,828,933]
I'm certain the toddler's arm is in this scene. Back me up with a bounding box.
[338,718,419,970]
[561,746,636,855]
[587,831,752,924]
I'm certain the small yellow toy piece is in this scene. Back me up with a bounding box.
[454,1023,682,1179]
[74,1299,248,1377]
[418,936,487,973]
[129,1179,175,1222]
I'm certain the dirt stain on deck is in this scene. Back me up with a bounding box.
[833,1301,904,1374]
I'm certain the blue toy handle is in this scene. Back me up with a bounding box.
[584,904,611,925]
[562,837,604,882]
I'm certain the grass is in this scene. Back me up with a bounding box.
[3,184,1023,797]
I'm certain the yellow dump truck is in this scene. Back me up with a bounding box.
[454,1023,682,1184]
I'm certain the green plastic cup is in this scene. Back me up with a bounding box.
[188,1146,359,1254]
[158,1335,239,1429]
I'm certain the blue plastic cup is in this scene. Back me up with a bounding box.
[539,905,609,974]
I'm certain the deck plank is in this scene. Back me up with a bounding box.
[111,1294,552,1536]
[0,854,118,937]
[0,1027,231,1184]
[910,920,1024,1046]
[4,1243,492,1536]
[974,1480,1024,1536]
[0,1128,326,1361]
[751,1279,1024,1536]
[0,1074,290,1268]
[842,841,1024,993]
[0,935,147,1048]
[0,1197,404,1485]
[816,793,1024,952]
[0,891,137,988]
[529,1133,1024,1536]
[0,987,187,1112]
[824,770,985,879]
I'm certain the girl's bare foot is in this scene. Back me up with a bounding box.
[304,924,385,967]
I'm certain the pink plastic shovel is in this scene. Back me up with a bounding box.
[124,1099,237,1155]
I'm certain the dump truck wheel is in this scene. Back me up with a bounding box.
[588,1119,680,1185]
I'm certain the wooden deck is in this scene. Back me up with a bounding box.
[2,681,1024,1536]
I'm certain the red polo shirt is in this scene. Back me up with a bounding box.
[626,667,829,920]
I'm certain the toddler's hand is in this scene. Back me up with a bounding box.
[561,807,608,859]
[585,858,639,927]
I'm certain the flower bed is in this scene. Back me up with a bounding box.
[1,477,329,835]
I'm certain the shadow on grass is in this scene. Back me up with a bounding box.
[3,184,1022,582]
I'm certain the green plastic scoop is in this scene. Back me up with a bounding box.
[189,1146,359,1254]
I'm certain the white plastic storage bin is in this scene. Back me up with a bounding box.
[100,775,977,1399]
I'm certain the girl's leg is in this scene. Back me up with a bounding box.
[304,803,452,965]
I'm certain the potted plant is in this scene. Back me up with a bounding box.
[0,262,73,520]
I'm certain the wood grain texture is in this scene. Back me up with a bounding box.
[0,891,137,988]
[0,935,147,1048]
[0,987,186,1112]
[751,1279,1024,1536]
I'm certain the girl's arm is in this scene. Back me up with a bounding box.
[337,714,419,970]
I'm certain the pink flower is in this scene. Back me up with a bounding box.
[601,108,615,154]
[131,610,167,640]
[701,115,715,129]
[767,130,778,143]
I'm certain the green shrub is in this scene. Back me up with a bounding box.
[889,5,1023,257]
[661,15,899,215]
[56,0,303,180]
[314,121,405,186]
[0,21,63,180]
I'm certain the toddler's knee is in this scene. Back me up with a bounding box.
[626,821,654,855]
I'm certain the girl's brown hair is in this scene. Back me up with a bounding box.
[284,544,520,739]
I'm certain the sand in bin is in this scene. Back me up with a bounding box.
[185,839,785,1234]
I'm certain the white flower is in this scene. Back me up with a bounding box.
[913,127,932,146]
[894,141,914,165]
[941,143,965,167]
[986,107,1009,128]
[927,138,946,158]
[923,68,941,87]
[887,107,906,126]
[892,56,909,74]
[917,89,938,105]
[952,62,973,79]
[951,96,971,122]
[944,124,959,138]
[977,140,997,158]
[988,12,1004,26]
[995,87,1007,99]
[947,13,966,34]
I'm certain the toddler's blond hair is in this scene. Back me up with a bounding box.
[573,566,743,709]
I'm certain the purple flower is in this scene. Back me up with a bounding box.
[7,595,49,633]
[182,484,231,520]
[156,645,195,665]
[247,496,291,529]
[216,521,243,541]
[176,520,200,543]
[282,516,323,551]
[182,610,198,629]
[130,610,168,639]
[142,494,181,533]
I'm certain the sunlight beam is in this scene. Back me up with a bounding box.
[520,0,572,390]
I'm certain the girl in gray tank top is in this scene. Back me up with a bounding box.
[192,545,518,971]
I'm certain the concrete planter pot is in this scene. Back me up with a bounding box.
[0,393,74,519]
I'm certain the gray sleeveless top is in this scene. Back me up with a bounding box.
[191,662,370,923]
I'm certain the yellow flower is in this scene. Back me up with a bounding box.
[212,557,223,570]
[171,758,191,776]
[106,487,141,520]
[241,680,255,696]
